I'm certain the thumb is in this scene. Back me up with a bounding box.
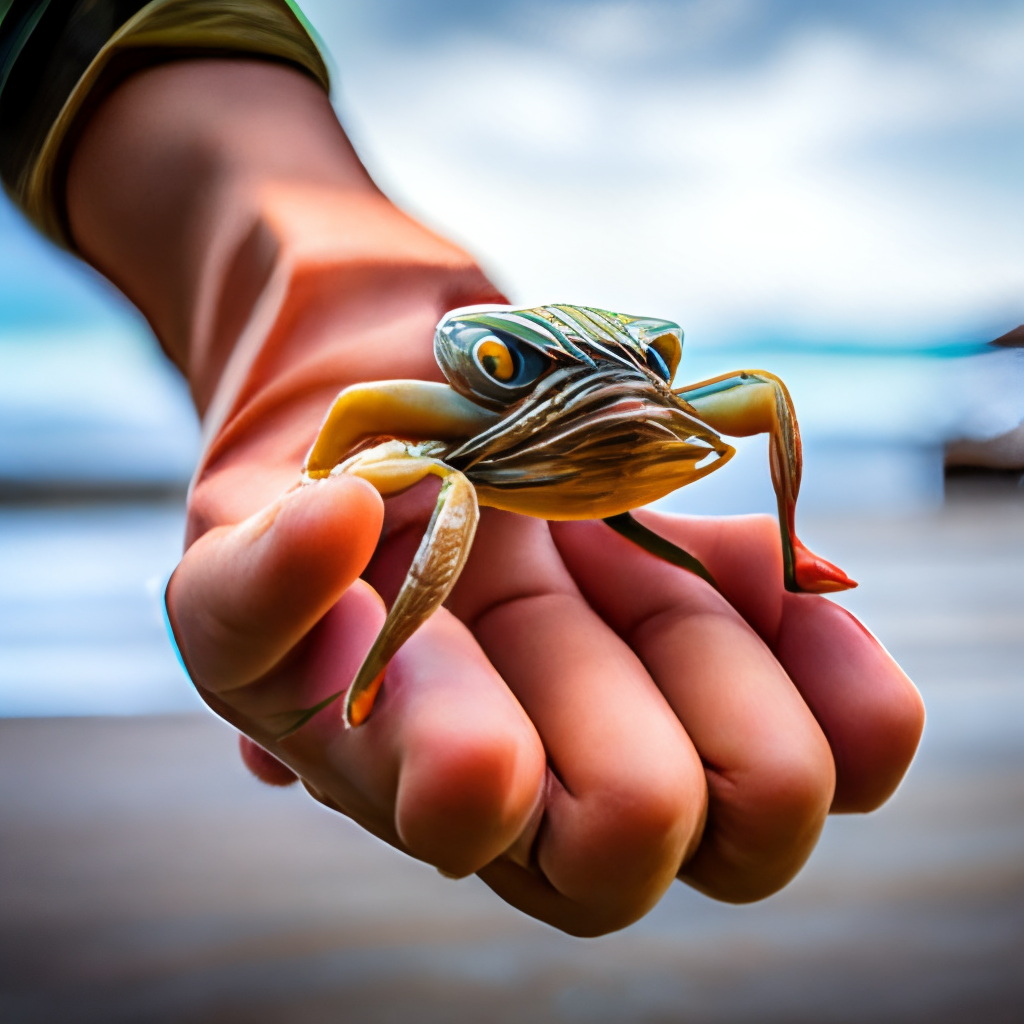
[167,474,383,693]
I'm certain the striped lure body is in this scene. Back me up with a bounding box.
[287,301,855,731]
[433,304,733,520]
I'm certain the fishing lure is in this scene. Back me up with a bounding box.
[284,303,854,734]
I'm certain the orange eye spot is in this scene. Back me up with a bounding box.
[475,338,515,381]
[650,334,681,381]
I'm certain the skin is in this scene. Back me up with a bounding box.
[65,59,925,937]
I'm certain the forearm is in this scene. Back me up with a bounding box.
[66,59,377,397]
[66,59,504,529]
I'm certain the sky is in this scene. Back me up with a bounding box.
[3,0,1022,346]
[304,0,1024,349]
[0,0,1022,484]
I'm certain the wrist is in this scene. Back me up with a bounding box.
[63,57,506,540]
[184,183,505,542]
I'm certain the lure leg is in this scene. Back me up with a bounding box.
[304,380,499,478]
[603,513,719,590]
[275,442,479,737]
[676,371,856,594]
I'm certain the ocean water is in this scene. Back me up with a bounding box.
[0,499,198,716]
[0,323,1021,716]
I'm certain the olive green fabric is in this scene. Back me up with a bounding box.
[0,0,328,248]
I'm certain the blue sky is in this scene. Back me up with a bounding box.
[333,0,1022,53]
[0,193,133,329]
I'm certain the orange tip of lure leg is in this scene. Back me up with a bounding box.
[792,545,858,594]
[345,670,387,728]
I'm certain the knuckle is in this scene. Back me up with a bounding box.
[397,725,545,876]
[567,755,706,907]
[758,739,836,828]
[548,767,706,938]
[681,734,836,905]
[616,771,702,855]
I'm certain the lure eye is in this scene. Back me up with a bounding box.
[474,337,515,381]
[644,332,681,382]
[644,343,672,382]
[472,331,550,389]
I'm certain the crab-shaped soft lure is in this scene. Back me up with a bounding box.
[280,304,855,736]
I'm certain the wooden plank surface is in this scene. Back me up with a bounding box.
[2,493,1023,1023]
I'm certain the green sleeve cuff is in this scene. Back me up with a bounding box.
[0,0,329,248]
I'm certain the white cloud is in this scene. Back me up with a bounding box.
[317,1,1015,348]
[523,0,759,62]
[326,3,1024,349]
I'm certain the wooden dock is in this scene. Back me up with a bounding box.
[2,489,1022,1023]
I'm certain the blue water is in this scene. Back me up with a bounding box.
[0,500,200,716]
[3,0,1024,716]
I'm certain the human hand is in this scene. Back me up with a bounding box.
[68,59,924,937]
[163,193,922,937]
[171,459,922,936]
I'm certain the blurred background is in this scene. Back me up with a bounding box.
[1,1,1022,1021]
